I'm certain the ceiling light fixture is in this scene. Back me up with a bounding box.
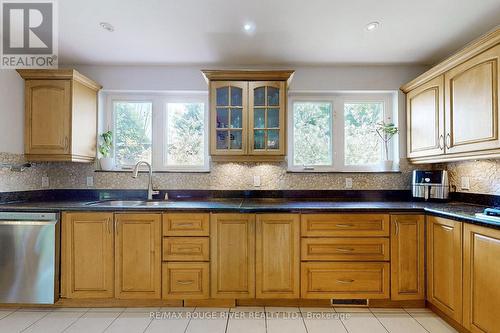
[365,21,380,32]
[100,22,115,32]
[243,22,256,35]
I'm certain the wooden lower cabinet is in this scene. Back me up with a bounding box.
[210,214,255,298]
[463,224,500,333]
[427,216,463,323]
[390,214,425,300]
[61,212,114,298]
[115,214,162,299]
[301,214,390,237]
[256,214,300,298]
[162,262,209,300]
[301,237,390,261]
[301,262,389,299]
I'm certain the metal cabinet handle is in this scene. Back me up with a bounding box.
[115,219,118,235]
[446,133,451,149]
[176,280,194,285]
[107,219,111,234]
[64,137,69,150]
[177,247,198,252]
[438,135,444,150]
[176,223,194,227]
[394,220,399,236]
[335,248,355,252]
[335,224,354,228]
[336,279,354,284]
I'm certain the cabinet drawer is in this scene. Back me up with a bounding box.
[163,213,209,236]
[162,262,209,299]
[301,214,390,237]
[301,238,390,261]
[163,237,209,261]
[301,262,389,299]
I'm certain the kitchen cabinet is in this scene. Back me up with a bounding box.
[301,214,390,237]
[17,69,101,162]
[61,212,114,299]
[162,262,209,300]
[163,213,209,236]
[406,76,445,159]
[463,224,500,333]
[210,213,255,298]
[256,214,300,298]
[115,214,162,299]
[202,70,293,161]
[427,216,463,323]
[390,214,425,300]
[402,28,500,163]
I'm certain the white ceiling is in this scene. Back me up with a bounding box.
[59,0,500,66]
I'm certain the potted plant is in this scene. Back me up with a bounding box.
[376,122,398,170]
[98,130,114,171]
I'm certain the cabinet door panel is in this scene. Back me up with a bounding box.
[390,215,425,300]
[115,214,161,299]
[211,214,255,298]
[61,212,114,299]
[256,214,300,298]
[463,224,500,333]
[427,217,463,323]
[407,76,445,158]
[25,80,71,155]
[445,44,500,154]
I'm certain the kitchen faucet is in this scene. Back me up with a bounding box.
[132,161,159,200]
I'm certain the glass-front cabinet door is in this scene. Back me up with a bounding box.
[249,81,286,155]
[210,81,248,155]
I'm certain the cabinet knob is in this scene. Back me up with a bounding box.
[439,135,444,150]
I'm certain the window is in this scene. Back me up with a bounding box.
[288,93,396,172]
[106,93,209,172]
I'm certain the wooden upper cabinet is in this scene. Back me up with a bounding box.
[256,214,300,298]
[407,75,445,158]
[445,44,500,155]
[390,215,425,300]
[203,70,293,161]
[463,224,500,333]
[17,69,101,162]
[427,216,463,323]
[115,214,162,299]
[61,212,114,299]
[249,81,286,155]
[210,213,255,298]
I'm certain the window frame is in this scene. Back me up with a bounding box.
[104,91,209,172]
[288,92,396,173]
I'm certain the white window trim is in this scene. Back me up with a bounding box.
[103,91,209,172]
[288,92,398,173]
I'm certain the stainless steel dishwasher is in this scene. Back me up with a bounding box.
[0,212,59,304]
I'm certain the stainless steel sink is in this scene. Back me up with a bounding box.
[86,200,145,207]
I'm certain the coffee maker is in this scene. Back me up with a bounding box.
[412,170,449,201]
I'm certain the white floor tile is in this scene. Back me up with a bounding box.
[159,307,194,312]
[123,307,161,313]
[335,307,371,313]
[340,312,388,333]
[230,306,265,313]
[373,311,428,333]
[0,310,15,320]
[226,311,266,333]
[371,307,406,313]
[104,312,153,333]
[302,308,348,333]
[407,309,458,333]
[300,307,335,313]
[0,310,50,333]
[17,307,53,312]
[144,314,191,333]
[266,306,301,313]
[51,307,89,312]
[23,311,84,333]
[87,307,125,313]
[65,311,121,333]
[266,314,307,333]
[185,313,228,333]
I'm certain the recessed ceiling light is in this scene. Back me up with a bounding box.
[243,22,256,35]
[365,21,380,32]
[100,22,115,32]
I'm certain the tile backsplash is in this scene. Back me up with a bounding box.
[447,159,500,195]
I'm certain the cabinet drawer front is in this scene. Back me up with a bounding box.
[163,213,209,236]
[162,262,209,299]
[301,262,389,299]
[301,238,390,261]
[163,237,209,261]
[301,214,390,237]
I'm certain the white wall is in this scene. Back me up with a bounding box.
[0,64,429,155]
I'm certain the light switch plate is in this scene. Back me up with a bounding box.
[253,175,261,187]
[461,177,470,190]
[345,178,353,189]
[86,176,94,187]
[41,176,49,188]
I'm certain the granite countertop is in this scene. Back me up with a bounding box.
[0,197,498,229]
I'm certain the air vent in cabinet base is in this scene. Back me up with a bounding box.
[331,299,368,306]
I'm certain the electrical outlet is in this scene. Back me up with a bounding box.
[253,175,261,187]
[461,177,470,190]
[41,176,49,188]
[345,178,353,189]
[86,176,94,187]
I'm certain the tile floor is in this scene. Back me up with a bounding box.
[0,306,458,333]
